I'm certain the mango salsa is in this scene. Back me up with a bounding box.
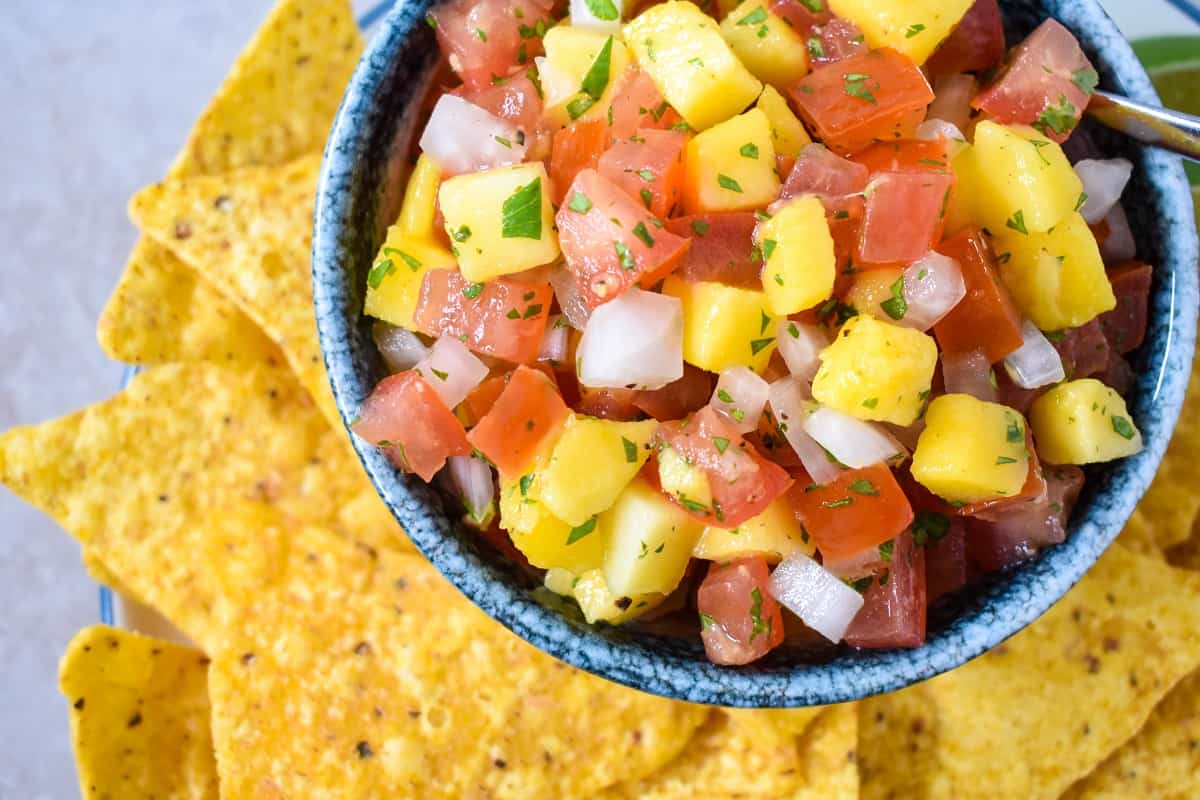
[573,569,666,624]
[540,28,631,126]
[499,471,609,575]
[843,266,904,322]
[683,108,780,213]
[396,153,441,239]
[693,496,814,563]
[362,230,456,331]
[972,121,1084,235]
[662,276,780,373]
[757,196,836,316]
[658,445,713,509]
[828,0,974,64]
[602,478,706,596]
[539,414,657,525]
[719,1,810,89]
[1029,379,1144,465]
[755,85,812,158]
[911,394,1031,504]
[943,142,985,236]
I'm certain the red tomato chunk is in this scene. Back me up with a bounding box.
[414,270,553,364]
[967,465,1085,571]
[456,71,544,135]
[934,227,1024,363]
[663,213,763,290]
[606,69,683,142]
[1099,261,1152,354]
[844,530,926,648]
[768,0,831,35]
[922,516,968,603]
[807,19,870,67]
[352,371,472,481]
[598,128,687,219]
[925,0,1006,77]
[632,365,713,421]
[468,366,570,477]
[856,171,954,266]
[791,463,914,565]
[1053,319,1111,380]
[550,119,609,205]
[698,557,785,665]
[575,386,642,421]
[431,0,553,91]
[852,138,952,175]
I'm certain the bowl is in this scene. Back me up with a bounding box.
[312,0,1199,707]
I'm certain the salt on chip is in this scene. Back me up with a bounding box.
[58,625,217,800]
[858,543,1200,800]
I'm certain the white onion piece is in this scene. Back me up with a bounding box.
[767,377,842,483]
[768,552,865,643]
[549,268,591,330]
[414,336,489,409]
[535,56,578,110]
[448,455,495,525]
[577,287,684,390]
[1003,319,1066,390]
[942,348,997,402]
[419,95,525,175]
[925,73,976,133]
[916,119,966,143]
[1101,204,1137,262]
[1074,158,1133,224]
[372,322,429,373]
[538,315,569,366]
[898,252,966,331]
[570,0,623,33]
[776,319,828,385]
[710,367,770,433]
[803,407,906,469]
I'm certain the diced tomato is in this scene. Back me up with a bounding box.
[556,169,690,308]
[791,463,914,565]
[468,365,570,477]
[606,69,684,142]
[352,371,472,481]
[662,213,762,290]
[1089,218,1111,249]
[966,464,1084,571]
[768,0,831,35]
[856,171,954,266]
[751,413,805,470]
[414,270,553,364]
[457,374,509,428]
[1053,319,1111,380]
[852,138,953,175]
[633,364,713,421]
[575,386,642,421]
[788,49,934,156]
[973,19,1097,143]
[922,516,968,603]
[697,557,785,665]
[993,366,1046,416]
[654,407,793,527]
[598,128,688,219]
[925,0,1006,77]
[456,71,544,134]
[1099,261,1152,354]
[844,530,926,648]
[549,119,610,205]
[1101,353,1136,398]
[781,143,870,203]
[933,227,1024,363]
[431,0,553,91]
[806,19,870,67]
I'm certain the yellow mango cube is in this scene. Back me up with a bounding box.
[756,85,812,158]
[943,142,984,236]
[438,163,560,282]
[757,196,835,315]
[911,394,1031,504]
[812,315,938,426]
[720,1,810,89]
[1029,379,1143,465]
[693,497,814,563]
[972,121,1085,235]
[625,1,763,131]
[499,471,609,574]
[658,446,713,509]
[602,478,706,596]
[573,569,665,624]
[683,108,780,213]
[363,230,456,330]
[396,153,441,239]
[540,28,631,126]
[828,0,974,64]
[540,414,657,525]
[662,276,780,373]
[843,266,903,322]
[991,211,1116,330]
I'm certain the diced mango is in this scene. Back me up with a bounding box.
[756,85,812,158]
[1029,379,1143,465]
[683,108,780,213]
[843,266,904,322]
[574,569,665,624]
[991,211,1116,331]
[540,28,631,126]
[499,471,609,574]
[662,276,780,373]
[943,142,985,236]
[757,196,835,315]
[625,1,763,131]
[720,1,810,89]
[363,230,456,330]
[811,315,938,426]
[540,414,657,525]
[972,121,1085,235]
[602,478,706,596]
[658,445,713,509]
[438,163,560,282]
[543,567,578,597]
[397,153,441,239]
[911,394,1031,503]
[828,0,974,64]
[693,496,814,563]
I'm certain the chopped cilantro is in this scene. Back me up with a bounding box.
[822,497,853,509]
[713,437,730,454]
[501,177,543,239]
[1006,209,1029,235]
[462,282,485,299]
[1111,415,1136,440]
[737,6,768,25]
[475,27,488,41]
[584,0,619,21]
[637,168,656,182]
[717,174,743,193]
[843,72,878,105]
[905,23,926,38]
[807,37,825,59]
[699,612,716,630]
[849,478,879,496]
[787,322,800,338]
[762,238,777,261]
[640,188,653,208]
[568,191,592,214]
[1071,67,1099,94]
[566,516,598,545]
[996,455,1018,465]
[1007,417,1023,443]
[580,36,615,101]
[881,276,907,320]
[430,367,449,381]
[519,473,534,496]
[912,510,950,546]
[566,95,595,120]
[614,241,636,270]
[750,337,775,355]
[879,539,894,562]
[748,588,770,641]
[760,309,771,335]
[739,142,760,159]
[523,303,543,319]
[367,258,396,289]
[1074,192,1088,212]
[452,225,472,242]
[494,135,512,149]
[633,221,655,247]
[622,436,639,463]
[1033,96,1078,137]
[691,219,710,236]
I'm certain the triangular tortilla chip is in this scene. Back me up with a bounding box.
[858,544,1200,800]
[59,625,218,800]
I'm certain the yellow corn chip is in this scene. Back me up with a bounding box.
[724,705,826,740]
[1061,668,1200,800]
[858,543,1200,800]
[59,625,217,800]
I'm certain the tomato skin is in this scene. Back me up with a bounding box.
[468,365,570,477]
[925,0,1006,77]
[781,144,870,202]
[933,227,1024,363]
[787,49,934,156]
[575,386,643,421]
[457,374,509,428]
[791,463,914,565]
[923,518,968,603]
[352,371,472,481]
[844,529,926,648]
[431,0,553,91]
[1099,261,1151,354]
[851,138,952,175]
[663,213,762,290]
[606,68,684,142]
[633,364,714,421]
[855,171,954,266]
[598,128,688,220]
[807,19,870,67]
[1053,319,1111,380]
[414,270,553,364]
[456,71,544,134]
[697,557,785,666]
[550,119,609,205]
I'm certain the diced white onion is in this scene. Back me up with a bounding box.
[447,455,495,525]
[776,319,828,385]
[916,119,966,143]
[569,0,623,33]
[767,552,865,643]
[767,377,842,483]
[414,336,490,409]
[1074,158,1133,224]
[549,268,591,330]
[372,321,429,373]
[1003,319,1066,390]
[1101,204,1137,262]
[803,407,906,469]
[419,95,526,175]
[577,287,684,390]
[942,348,998,402]
[538,315,569,366]
[822,546,885,579]
[535,56,578,110]
[710,367,769,433]
[898,252,966,331]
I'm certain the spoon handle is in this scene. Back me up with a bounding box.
[1086,90,1200,162]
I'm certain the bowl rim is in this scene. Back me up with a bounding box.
[312,0,1199,707]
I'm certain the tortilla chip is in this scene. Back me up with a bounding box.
[193,503,706,798]
[58,625,217,800]
[858,543,1200,800]
[1166,514,1200,571]
[1061,668,1200,799]
[724,705,826,740]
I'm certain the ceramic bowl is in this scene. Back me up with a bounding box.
[312,0,1199,706]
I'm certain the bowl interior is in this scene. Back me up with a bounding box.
[313,0,1199,706]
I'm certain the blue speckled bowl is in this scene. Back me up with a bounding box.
[313,0,1198,707]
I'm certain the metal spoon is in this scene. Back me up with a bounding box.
[1086,90,1200,161]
